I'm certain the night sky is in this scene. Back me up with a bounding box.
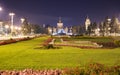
[0,0,120,26]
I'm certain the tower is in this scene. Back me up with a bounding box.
[85,16,91,31]
[57,17,63,29]
[56,17,66,35]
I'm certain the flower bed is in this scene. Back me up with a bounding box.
[0,39,17,45]
[0,63,119,75]
[63,63,120,75]
[0,37,32,46]
[0,69,62,75]
[59,37,119,49]
[55,39,102,49]
[55,44,101,49]
[42,38,55,49]
[37,36,118,49]
[42,38,53,46]
[96,42,118,49]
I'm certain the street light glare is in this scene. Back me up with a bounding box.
[9,12,15,35]
[0,7,2,11]
[21,18,25,23]
[5,25,9,29]
[9,13,15,16]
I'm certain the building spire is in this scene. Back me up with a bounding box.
[85,15,91,31]
[86,15,89,19]
[58,17,62,23]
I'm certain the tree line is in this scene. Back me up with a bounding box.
[72,16,120,36]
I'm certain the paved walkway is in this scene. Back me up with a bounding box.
[0,35,35,40]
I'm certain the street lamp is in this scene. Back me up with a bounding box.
[0,21,3,34]
[9,12,15,35]
[0,6,3,35]
[20,18,25,36]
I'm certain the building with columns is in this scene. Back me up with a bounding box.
[51,17,72,35]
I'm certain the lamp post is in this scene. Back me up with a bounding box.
[20,18,25,35]
[0,21,3,35]
[0,6,3,35]
[9,12,15,35]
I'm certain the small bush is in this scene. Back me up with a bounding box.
[85,63,104,74]
[62,63,120,75]
[0,41,7,45]
[42,38,55,49]
[97,42,117,48]
[45,44,54,49]
[63,67,84,75]
[114,40,120,47]
[0,37,32,46]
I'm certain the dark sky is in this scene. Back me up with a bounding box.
[0,0,120,26]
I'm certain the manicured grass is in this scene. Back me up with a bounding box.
[0,36,120,70]
[68,36,114,43]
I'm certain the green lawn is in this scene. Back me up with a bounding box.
[0,36,120,70]
[66,36,114,43]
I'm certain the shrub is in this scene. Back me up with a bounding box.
[85,63,104,74]
[97,42,117,48]
[0,39,17,45]
[0,63,119,75]
[44,43,54,49]
[114,40,120,47]
[62,63,120,75]
[63,67,84,75]
[0,41,7,45]
[0,37,33,46]
[42,38,55,49]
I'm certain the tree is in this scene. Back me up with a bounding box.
[110,16,119,36]
[72,25,83,35]
[87,24,92,36]
[99,22,105,36]
[89,22,97,35]
[92,22,97,29]
[103,16,111,36]
[31,24,47,34]
[72,26,77,34]
[21,18,31,35]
